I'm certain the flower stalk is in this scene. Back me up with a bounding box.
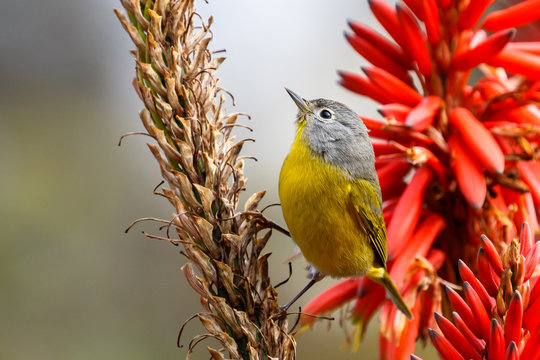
[115,1,295,358]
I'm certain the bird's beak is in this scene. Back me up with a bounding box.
[285,88,312,113]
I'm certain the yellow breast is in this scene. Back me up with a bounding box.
[278,133,374,277]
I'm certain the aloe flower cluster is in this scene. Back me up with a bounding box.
[419,223,540,359]
[301,0,540,357]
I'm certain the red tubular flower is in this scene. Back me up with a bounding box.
[506,41,540,55]
[368,0,404,48]
[446,286,479,337]
[448,134,487,209]
[504,342,519,360]
[428,328,465,360]
[339,71,394,104]
[379,103,412,122]
[487,48,540,80]
[345,32,410,82]
[504,292,523,347]
[299,278,361,326]
[449,107,505,174]
[458,260,494,312]
[363,66,423,106]
[377,158,412,199]
[482,0,540,32]
[451,29,516,71]
[396,4,432,76]
[388,212,446,289]
[520,325,540,360]
[302,0,540,357]
[517,161,540,206]
[386,167,433,257]
[347,20,410,67]
[481,234,504,276]
[404,95,442,131]
[421,0,440,44]
[458,0,492,30]
[434,312,482,360]
[452,312,486,353]
[488,319,505,360]
[477,247,501,296]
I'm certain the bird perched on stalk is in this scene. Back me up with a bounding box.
[279,88,412,319]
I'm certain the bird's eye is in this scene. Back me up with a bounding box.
[319,109,332,119]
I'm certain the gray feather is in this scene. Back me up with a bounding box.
[300,98,379,184]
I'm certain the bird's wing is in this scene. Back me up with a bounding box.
[348,180,388,267]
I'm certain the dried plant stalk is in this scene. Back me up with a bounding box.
[115,1,296,359]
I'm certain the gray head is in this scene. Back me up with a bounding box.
[285,88,378,182]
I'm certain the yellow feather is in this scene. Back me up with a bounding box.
[279,130,375,277]
[279,91,413,319]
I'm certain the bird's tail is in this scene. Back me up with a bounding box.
[366,266,413,320]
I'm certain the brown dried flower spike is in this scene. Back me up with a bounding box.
[115,1,295,359]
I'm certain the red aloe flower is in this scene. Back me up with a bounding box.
[414,224,540,360]
[301,0,540,357]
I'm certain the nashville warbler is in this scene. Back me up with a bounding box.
[278,88,413,319]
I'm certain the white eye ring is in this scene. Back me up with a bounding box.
[319,109,332,119]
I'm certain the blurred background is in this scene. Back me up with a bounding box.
[0,1,438,359]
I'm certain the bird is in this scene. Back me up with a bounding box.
[278,88,413,319]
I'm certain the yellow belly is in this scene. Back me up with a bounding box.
[278,139,374,277]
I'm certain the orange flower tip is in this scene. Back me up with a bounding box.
[480,234,504,275]
[483,0,540,32]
